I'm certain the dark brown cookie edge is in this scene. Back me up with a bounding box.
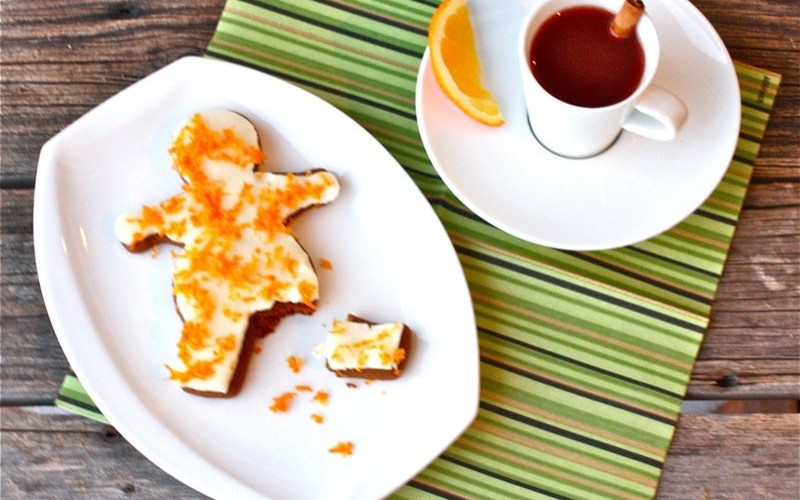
[180,301,316,398]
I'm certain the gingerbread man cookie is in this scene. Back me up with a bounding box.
[115,110,340,396]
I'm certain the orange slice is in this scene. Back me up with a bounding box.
[428,0,504,126]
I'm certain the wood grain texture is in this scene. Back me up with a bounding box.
[1,0,227,185]
[3,407,798,499]
[0,407,209,499]
[658,413,800,499]
[1,0,798,498]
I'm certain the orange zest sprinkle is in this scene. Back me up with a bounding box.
[178,321,210,356]
[287,355,303,373]
[163,220,187,239]
[311,414,325,424]
[160,195,186,215]
[312,390,329,405]
[356,351,369,369]
[319,258,333,270]
[216,334,237,352]
[269,391,296,413]
[222,306,244,322]
[259,275,290,302]
[172,278,215,322]
[330,320,346,334]
[139,205,164,227]
[295,384,313,392]
[274,245,299,276]
[166,358,219,384]
[328,441,354,456]
[298,280,317,307]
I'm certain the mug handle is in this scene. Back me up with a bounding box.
[622,85,688,141]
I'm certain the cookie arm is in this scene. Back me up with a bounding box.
[254,170,340,218]
[114,192,189,252]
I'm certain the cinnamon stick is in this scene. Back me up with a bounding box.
[610,0,645,38]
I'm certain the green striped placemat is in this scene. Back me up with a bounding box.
[56,1,781,498]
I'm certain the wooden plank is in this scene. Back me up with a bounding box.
[0,0,226,184]
[658,413,800,499]
[3,407,798,499]
[0,406,208,498]
[688,360,800,399]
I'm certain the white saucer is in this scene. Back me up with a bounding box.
[416,0,740,250]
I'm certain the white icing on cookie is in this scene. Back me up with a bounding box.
[320,319,406,371]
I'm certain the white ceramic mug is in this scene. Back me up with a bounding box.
[519,0,688,158]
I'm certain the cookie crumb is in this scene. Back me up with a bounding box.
[287,355,303,373]
[328,441,353,456]
[312,389,329,405]
[269,391,296,413]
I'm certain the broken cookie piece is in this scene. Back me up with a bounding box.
[319,315,411,380]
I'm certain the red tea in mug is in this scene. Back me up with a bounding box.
[529,6,645,108]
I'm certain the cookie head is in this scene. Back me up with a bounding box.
[170,110,263,185]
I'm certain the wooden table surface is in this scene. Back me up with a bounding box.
[2,0,798,498]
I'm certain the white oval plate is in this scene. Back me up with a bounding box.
[416,0,740,250]
[34,56,478,500]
